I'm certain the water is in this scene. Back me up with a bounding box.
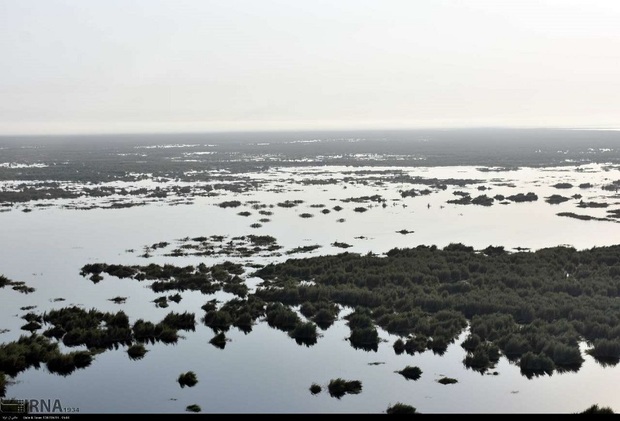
[1,159,620,413]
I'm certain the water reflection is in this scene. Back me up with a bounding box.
[2,162,620,413]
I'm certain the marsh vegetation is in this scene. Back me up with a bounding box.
[386,403,417,414]
[309,383,322,395]
[127,344,147,360]
[3,130,620,413]
[254,244,620,375]
[186,404,201,412]
[178,371,198,388]
[397,366,422,381]
[327,378,363,399]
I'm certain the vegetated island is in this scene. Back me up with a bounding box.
[77,243,620,376]
[0,274,35,294]
[254,243,620,376]
[6,242,620,401]
[77,243,620,377]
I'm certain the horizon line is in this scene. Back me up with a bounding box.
[1,125,620,138]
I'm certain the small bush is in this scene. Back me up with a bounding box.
[178,371,198,388]
[327,378,362,399]
[579,404,614,414]
[168,293,182,303]
[203,309,232,332]
[161,312,196,331]
[72,351,93,368]
[21,321,42,332]
[393,338,405,355]
[46,353,78,376]
[520,352,555,376]
[397,366,422,381]
[265,303,300,332]
[289,322,318,346]
[127,344,147,360]
[218,201,241,208]
[309,383,322,395]
[209,332,227,349]
[386,403,417,414]
[349,327,379,352]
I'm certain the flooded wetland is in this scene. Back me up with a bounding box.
[2,129,620,413]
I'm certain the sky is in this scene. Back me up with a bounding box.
[1,0,619,135]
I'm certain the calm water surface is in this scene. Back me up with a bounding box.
[1,163,620,413]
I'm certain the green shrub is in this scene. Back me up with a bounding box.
[203,310,232,332]
[186,404,201,412]
[386,403,417,414]
[46,353,77,376]
[349,327,379,351]
[309,383,322,395]
[393,338,405,355]
[209,332,227,349]
[520,352,555,376]
[397,366,422,381]
[327,378,362,399]
[289,322,318,346]
[265,303,300,332]
[579,404,614,414]
[178,371,198,388]
[127,344,147,360]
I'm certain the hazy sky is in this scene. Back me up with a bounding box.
[1,0,619,135]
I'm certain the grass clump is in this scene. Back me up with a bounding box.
[519,352,555,377]
[153,296,169,308]
[161,311,196,331]
[437,377,458,385]
[299,301,339,330]
[218,200,241,208]
[203,309,233,332]
[332,241,352,249]
[209,332,228,349]
[46,351,93,376]
[349,327,379,351]
[579,404,614,414]
[309,383,322,395]
[178,371,198,388]
[386,403,417,414]
[265,303,300,332]
[344,309,379,351]
[127,344,147,360]
[397,366,422,381]
[21,321,42,332]
[287,245,322,255]
[288,321,318,346]
[186,404,201,412]
[168,293,182,303]
[327,378,362,399]
[0,275,35,294]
